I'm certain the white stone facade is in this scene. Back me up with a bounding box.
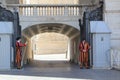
[104,0,120,69]
[0,0,120,69]
[104,0,120,47]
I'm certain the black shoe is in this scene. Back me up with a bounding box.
[86,67,90,69]
[17,67,21,69]
[80,67,83,69]
[17,68,20,69]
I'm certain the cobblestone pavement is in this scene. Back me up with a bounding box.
[0,61,120,80]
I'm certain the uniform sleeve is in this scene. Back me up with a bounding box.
[16,42,19,47]
[18,42,26,47]
[87,43,90,50]
[79,43,83,51]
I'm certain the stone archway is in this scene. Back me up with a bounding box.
[21,23,80,67]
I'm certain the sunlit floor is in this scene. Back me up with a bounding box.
[34,53,69,61]
[0,75,92,80]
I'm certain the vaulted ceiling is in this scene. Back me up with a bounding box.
[22,23,80,39]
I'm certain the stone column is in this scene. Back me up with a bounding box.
[104,0,120,47]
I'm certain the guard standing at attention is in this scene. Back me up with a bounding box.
[79,39,90,69]
[15,37,27,69]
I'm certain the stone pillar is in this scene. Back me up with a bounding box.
[104,0,120,47]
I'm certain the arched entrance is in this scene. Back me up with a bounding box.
[32,33,69,61]
[22,23,80,68]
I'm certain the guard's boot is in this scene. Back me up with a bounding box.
[80,63,83,69]
[85,63,89,69]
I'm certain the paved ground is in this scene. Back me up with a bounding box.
[0,61,120,80]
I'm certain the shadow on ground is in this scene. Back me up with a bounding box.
[0,60,120,80]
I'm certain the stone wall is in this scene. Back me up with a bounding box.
[79,0,99,5]
[6,0,19,4]
[32,33,68,55]
[0,0,5,5]
[104,0,120,48]
[20,0,79,4]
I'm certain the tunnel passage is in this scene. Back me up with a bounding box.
[22,23,80,67]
